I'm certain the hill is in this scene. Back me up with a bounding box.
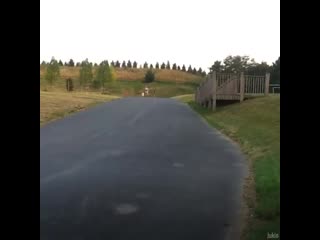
[40,66,204,97]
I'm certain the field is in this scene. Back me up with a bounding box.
[40,91,119,126]
[176,94,280,240]
[40,66,203,97]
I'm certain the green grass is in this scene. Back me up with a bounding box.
[176,95,280,239]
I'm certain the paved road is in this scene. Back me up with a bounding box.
[40,97,247,240]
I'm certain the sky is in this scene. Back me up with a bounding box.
[40,0,280,71]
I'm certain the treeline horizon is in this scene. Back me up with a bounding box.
[209,55,280,84]
[41,55,280,84]
[41,58,207,77]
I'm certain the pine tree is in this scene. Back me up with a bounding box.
[192,67,197,74]
[166,61,171,70]
[172,63,177,70]
[68,59,75,67]
[133,61,138,68]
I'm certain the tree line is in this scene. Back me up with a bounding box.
[209,55,280,84]
[42,55,280,89]
[43,57,115,91]
[41,59,207,77]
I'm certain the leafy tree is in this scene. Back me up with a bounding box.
[270,57,280,84]
[155,62,159,69]
[111,61,115,67]
[41,61,47,66]
[79,58,93,88]
[182,65,186,71]
[187,65,192,73]
[223,55,250,73]
[198,67,203,75]
[45,57,60,85]
[76,62,80,67]
[150,64,154,69]
[209,61,223,72]
[121,61,126,68]
[100,60,109,66]
[115,61,121,68]
[58,60,63,66]
[94,63,98,67]
[246,61,270,75]
[177,65,181,71]
[143,62,148,68]
[144,69,155,83]
[160,62,166,69]
[92,62,115,90]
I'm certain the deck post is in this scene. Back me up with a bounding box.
[212,71,217,111]
[240,72,245,102]
[265,72,270,96]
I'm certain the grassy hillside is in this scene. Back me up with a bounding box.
[40,66,203,97]
[176,94,280,240]
[40,91,119,126]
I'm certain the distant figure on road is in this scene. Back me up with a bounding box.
[144,86,149,96]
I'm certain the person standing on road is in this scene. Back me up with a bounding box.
[144,86,149,96]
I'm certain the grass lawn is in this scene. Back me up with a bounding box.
[175,94,280,240]
[40,91,119,126]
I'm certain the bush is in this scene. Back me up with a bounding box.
[144,70,155,83]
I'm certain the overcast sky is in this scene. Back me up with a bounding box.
[40,0,280,71]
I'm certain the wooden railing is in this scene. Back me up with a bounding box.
[245,75,269,95]
[195,72,270,110]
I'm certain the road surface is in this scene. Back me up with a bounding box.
[40,97,247,240]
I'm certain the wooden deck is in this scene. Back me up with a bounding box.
[195,71,270,110]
